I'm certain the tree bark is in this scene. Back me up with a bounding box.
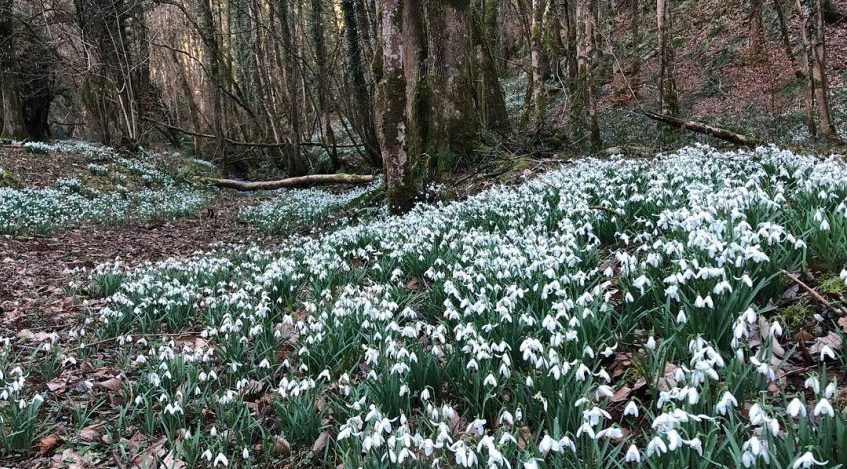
[425,0,478,169]
[656,0,678,115]
[471,4,510,135]
[798,0,837,139]
[278,0,307,176]
[0,0,26,140]
[530,0,547,126]
[773,0,804,77]
[342,0,382,167]
[630,0,641,97]
[375,0,416,213]
[310,0,339,170]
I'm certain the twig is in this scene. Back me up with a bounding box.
[782,270,847,315]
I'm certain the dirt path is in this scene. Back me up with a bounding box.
[0,193,283,331]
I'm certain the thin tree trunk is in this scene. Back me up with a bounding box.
[807,0,837,138]
[471,5,510,134]
[375,0,415,213]
[630,0,641,97]
[278,0,306,176]
[773,0,803,77]
[530,0,547,126]
[310,0,339,170]
[342,0,382,167]
[656,0,678,115]
[749,0,764,59]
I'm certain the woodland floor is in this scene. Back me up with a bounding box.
[0,193,290,334]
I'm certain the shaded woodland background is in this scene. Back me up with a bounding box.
[1,0,846,211]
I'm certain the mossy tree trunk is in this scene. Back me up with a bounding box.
[424,0,478,171]
[471,3,510,135]
[376,0,486,214]
[310,0,339,170]
[342,0,383,167]
[573,0,601,151]
[530,0,547,127]
[796,0,837,139]
[278,0,307,176]
[376,0,414,213]
[0,0,26,140]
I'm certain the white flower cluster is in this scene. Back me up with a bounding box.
[240,182,382,233]
[75,145,847,467]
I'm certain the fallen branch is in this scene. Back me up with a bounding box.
[641,109,759,146]
[782,270,847,316]
[207,173,377,191]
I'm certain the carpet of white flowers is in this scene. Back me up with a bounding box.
[4,145,847,468]
[0,142,210,234]
[240,182,381,234]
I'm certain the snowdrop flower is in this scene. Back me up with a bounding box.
[805,376,821,394]
[716,391,738,415]
[624,444,641,463]
[793,452,828,468]
[786,398,806,418]
[825,381,837,398]
[813,398,834,417]
[483,373,497,387]
[676,310,687,325]
[213,452,229,467]
[646,436,667,457]
[819,345,835,361]
[623,400,639,417]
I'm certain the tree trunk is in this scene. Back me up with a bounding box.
[0,0,26,140]
[656,0,678,115]
[278,0,307,176]
[310,0,339,170]
[425,0,478,170]
[630,0,641,97]
[573,0,601,150]
[530,0,547,126]
[342,0,382,167]
[749,0,764,59]
[376,0,416,213]
[773,0,803,77]
[471,4,510,135]
[799,0,837,138]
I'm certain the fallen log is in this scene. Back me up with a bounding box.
[207,173,377,191]
[641,109,759,146]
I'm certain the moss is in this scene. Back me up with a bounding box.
[781,301,814,328]
[819,275,846,296]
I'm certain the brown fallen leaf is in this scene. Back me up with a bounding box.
[79,424,102,442]
[38,433,63,454]
[611,385,632,403]
[97,376,123,392]
[47,378,67,393]
[311,431,330,454]
[838,316,847,333]
[517,426,532,450]
[272,435,291,455]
